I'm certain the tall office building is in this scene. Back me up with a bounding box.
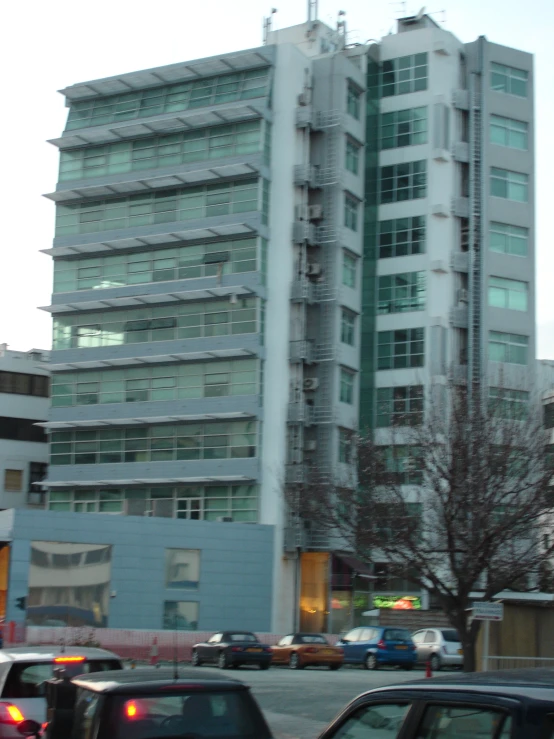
[41,10,535,632]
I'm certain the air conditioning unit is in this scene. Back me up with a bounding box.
[306,262,322,277]
[297,92,309,106]
[458,288,468,303]
[307,204,323,221]
[303,378,319,391]
[304,440,318,452]
[216,516,233,522]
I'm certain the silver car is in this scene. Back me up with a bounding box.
[0,646,122,737]
[411,628,463,670]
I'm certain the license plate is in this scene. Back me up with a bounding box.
[395,645,408,650]
[247,648,263,652]
[322,649,334,655]
[458,649,463,655]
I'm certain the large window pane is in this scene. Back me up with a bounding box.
[165,549,200,589]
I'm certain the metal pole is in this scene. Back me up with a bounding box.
[482,619,490,672]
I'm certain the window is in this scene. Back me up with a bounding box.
[490,168,528,202]
[338,428,353,464]
[491,62,528,97]
[346,83,361,119]
[376,386,423,427]
[490,115,528,149]
[489,388,529,420]
[345,138,360,174]
[344,195,359,231]
[55,179,262,237]
[49,421,257,466]
[340,368,355,404]
[66,68,270,131]
[545,405,554,431]
[0,417,47,443]
[165,549,200,589]
[331,703,412,739]
[380,161,426,203]
[489,222,528,257]
[342,252,357,287]
[378,446,423,485]
[418,704,512,737]
[2,659,121,700]
[377,272,425,314]
[341,309,356,346]
[381,106,427,149]
[382,53,428,96]
[29,462,47,493]
[163,601,199,630]
[377,328,424,370]
[489,332,528,364]
[488,276,528,311]
[378,216,425,258]
[0,372,49,397]
[4,469,23,492]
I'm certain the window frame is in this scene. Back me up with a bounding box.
[488,276,528,312]
[344,194,359,232]
[381,53,428,97]
[339,367,355,405]
[380,161,427,204]
[378,216,426,259]
[345,137,361,174]
[377,328,425,370]
[489,222,528,257]
[490,62,528,97]
[340,309,356,346]
[342,251,357,288]
[488,331,528,365]
[381,106,427,149]
[377,271,425,314]
[489,114,528,150]
[490,167,529,202]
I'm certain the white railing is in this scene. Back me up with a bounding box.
[487,656,554,671]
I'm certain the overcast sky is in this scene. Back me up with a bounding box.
[1,0,552,357]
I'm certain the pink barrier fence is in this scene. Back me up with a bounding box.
[8,626,339,664]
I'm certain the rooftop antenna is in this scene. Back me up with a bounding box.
[416,6,426,20]
[337,10,347,37]
[262,8,278,45]
[307,0,318,23]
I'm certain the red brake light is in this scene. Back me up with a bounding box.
[0,702,25,724]
[54,656,86,663]
[305,647,318,654]
[124,700,145,720]
[231,646,243,652]
[377,639,386,650]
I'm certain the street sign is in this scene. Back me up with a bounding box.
[472,601,504,621]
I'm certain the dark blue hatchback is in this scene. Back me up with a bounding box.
[336,626,416,670]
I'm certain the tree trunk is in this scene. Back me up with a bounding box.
[451,613,480,672]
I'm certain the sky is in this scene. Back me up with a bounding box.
[0,0,552,357]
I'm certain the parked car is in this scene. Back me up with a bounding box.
[270,633,343,670]
[336,626,416,670]
[0,646,122,739]
[192,631,272,670]
[318,669,554,739]
[412,627,463,670]
[24,667,273,739]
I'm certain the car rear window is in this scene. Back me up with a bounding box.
[441,629,460,642]
[299,635,328,644]
[383,629,412,641]
[1,660,121,698]
[105,690,271,739]
[228,633,257,642]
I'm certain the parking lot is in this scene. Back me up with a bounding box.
[194,664,423,739]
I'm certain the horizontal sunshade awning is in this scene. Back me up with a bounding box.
[41,347,259,372]
[60,50,273,101]
[41,475,256,488]
[36,410,256,429]
[41,220,259,258]
[334,553,376,578]
[45,161,261,203]
[49,103,267,149]
[40,284,257,314]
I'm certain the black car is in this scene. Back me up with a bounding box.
[22,668,272,739]
[192,631,272,670]
[318,669,554,739]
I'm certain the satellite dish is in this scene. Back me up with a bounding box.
[415,6,426,21]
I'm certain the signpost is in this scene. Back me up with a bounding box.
[472,601,504,671]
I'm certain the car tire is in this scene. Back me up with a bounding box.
[403,664,414,671]
[329,663,341,670]
[218,652,230,669]
[364,653,378,670]
[430,653,441,671]
[259,662,270,670]
[289,653,303,670]
[191,649,202,667]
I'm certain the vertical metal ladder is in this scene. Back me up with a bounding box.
[468,72,483,394]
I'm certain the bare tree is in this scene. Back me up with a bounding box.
[286,385,553,671]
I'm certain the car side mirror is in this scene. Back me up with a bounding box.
[17,720,42,737]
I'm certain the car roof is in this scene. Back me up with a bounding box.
[71,669,248,694]
[0,646,121,663]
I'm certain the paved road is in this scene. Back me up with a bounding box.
[195,664,425,739]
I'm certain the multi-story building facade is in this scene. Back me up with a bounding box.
[39,10,536,632]
[0,345,49,510]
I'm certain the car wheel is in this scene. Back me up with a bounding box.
[191,649,202,667]
[430,653,441,671]
[364,653,378,670]
[289,653,303,670]
[403,663,414,671]
[329,663,341,670]
[218,652,230,669]
[259,662,270,670]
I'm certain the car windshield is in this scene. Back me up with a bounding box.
[441,629,460,642]
[299,635,328,644]
[384,629,412,641]
[1,659,121,698]
[228,634,257,642]
[109,690,271,739]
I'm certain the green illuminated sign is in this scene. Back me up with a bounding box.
[373,595,421,610]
